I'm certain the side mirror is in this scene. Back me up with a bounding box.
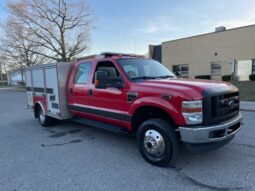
[95,71,108,89]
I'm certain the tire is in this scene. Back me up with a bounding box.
[136,118,180,167]
[38,105,53,127]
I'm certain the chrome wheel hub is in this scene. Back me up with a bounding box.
[143,130,166,157]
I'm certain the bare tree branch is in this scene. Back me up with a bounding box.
[0,18,48,82]
[6,0,95,62]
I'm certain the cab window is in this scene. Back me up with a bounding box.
[93,61,120,82]
[74,62,91,84]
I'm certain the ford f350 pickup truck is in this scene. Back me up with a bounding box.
[25,52,243,166]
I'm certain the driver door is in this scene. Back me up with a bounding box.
[87,60,131,124]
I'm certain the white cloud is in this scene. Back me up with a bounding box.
[138,16,180,34]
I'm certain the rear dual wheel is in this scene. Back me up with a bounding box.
[136,119,179,167]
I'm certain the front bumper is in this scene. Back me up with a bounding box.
[179,113,243,144]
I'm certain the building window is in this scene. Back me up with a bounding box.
[172,64,189,78]
[211,61,222,75]
[252,59,255,74]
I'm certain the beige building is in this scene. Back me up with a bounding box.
[149,25,255,80]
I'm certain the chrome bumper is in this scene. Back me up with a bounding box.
[179,113,243,144]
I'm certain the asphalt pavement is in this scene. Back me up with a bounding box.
[0,89,255,191]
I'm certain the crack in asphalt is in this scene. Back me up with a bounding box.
[170,166,251,191]
[41,139,82,147]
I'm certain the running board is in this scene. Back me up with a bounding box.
[71,118,131,135]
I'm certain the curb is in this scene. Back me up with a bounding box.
[240,101,255,112]
[0,88,25,92]
[240,109,255,112]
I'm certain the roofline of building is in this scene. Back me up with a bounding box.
[162,24,255,44]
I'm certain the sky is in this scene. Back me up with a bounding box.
[1,0,255,55]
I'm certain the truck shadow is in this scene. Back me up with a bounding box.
[42,120,134,147]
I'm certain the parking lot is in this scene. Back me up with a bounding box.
[0,89,255,191]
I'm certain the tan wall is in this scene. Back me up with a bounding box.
[162,25,255,78]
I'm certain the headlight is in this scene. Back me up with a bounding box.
[182,100,203,125]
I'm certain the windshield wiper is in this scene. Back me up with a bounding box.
[156,75,174,79]
[130,76,157,80]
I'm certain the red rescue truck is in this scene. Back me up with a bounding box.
[25,53,243,166]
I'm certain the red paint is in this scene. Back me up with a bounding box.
[33,96,47,111]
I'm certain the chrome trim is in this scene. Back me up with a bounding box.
[179,113,243,143]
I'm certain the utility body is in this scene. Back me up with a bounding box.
[25,53,243,166]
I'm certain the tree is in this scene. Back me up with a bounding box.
[0,55,8,86]
[0,18,47,83]
[6,0,94,62]
[0,58,3,86]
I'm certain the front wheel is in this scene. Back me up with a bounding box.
[136,119,180,167]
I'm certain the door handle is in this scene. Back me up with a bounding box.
[70,88,73,95]
[88,89,92,96]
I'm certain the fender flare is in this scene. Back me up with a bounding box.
[129,97,182,125]
[34,101,46,115]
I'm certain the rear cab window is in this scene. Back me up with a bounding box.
[74,62,92,84]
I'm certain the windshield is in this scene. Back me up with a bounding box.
[118,58,175,80]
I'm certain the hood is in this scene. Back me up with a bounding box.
[132,78,237,100]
